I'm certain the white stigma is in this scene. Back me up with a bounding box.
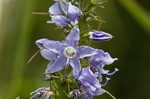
[63,46,77,58]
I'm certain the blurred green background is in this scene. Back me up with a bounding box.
[0,0,150,99]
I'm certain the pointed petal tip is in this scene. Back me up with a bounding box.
[36,38,48,44]
[35,38,48,48]
[115,68,119,72]
[46,20,54,24]
[106,77,110,80]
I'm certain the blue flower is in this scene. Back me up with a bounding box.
[87,50,118,81]
[48,1,82,27]
[36,26,97,78]
[89,31,112,41]
[78,66,104,99]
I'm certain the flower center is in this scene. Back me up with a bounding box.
[64,46,77,58]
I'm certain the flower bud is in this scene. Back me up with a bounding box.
[89,31,112,41]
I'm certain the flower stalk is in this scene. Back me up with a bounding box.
[29,0,118,99]
[102,88,116,99]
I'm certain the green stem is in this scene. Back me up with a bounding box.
[102,88,116,99]
[27,50,40,64]
[117,0,150,35]
[32,12,48,15]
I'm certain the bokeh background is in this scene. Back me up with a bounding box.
[0,0,150,99]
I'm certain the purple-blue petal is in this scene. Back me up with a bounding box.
[87,50,117,66]
[84,92,93,99]
[102,52,118,65]
[79,67,98,85]
[59,0,69,15]
[66,26,80,47]
[49,2,63,15]
[36,38,64,54]
[41,92,51,99]
[78,46,97,58]
[69,89,91,99]
[101,78,110,87]
[51,15,70,27]
[45,55,67,74]
[78,66,104,96]
[67,3,82,24]
[40,49,57,61]
[70,59,81,78]
[87,50,118,81]
[107,68,119,76]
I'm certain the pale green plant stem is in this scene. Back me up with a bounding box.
[32,12,49,15]
[27,50,40,64]
[102,88,116,99]
[0,0,4,62]
[117,0,150,35]
[6,0,37,99]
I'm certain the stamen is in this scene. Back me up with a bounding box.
[64,46,77,58]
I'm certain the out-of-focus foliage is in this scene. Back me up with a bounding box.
[0,0,150,99]
[91,0,105,4]
[118,0,150,35]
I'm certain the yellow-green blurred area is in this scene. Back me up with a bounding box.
[0,0,150,99]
